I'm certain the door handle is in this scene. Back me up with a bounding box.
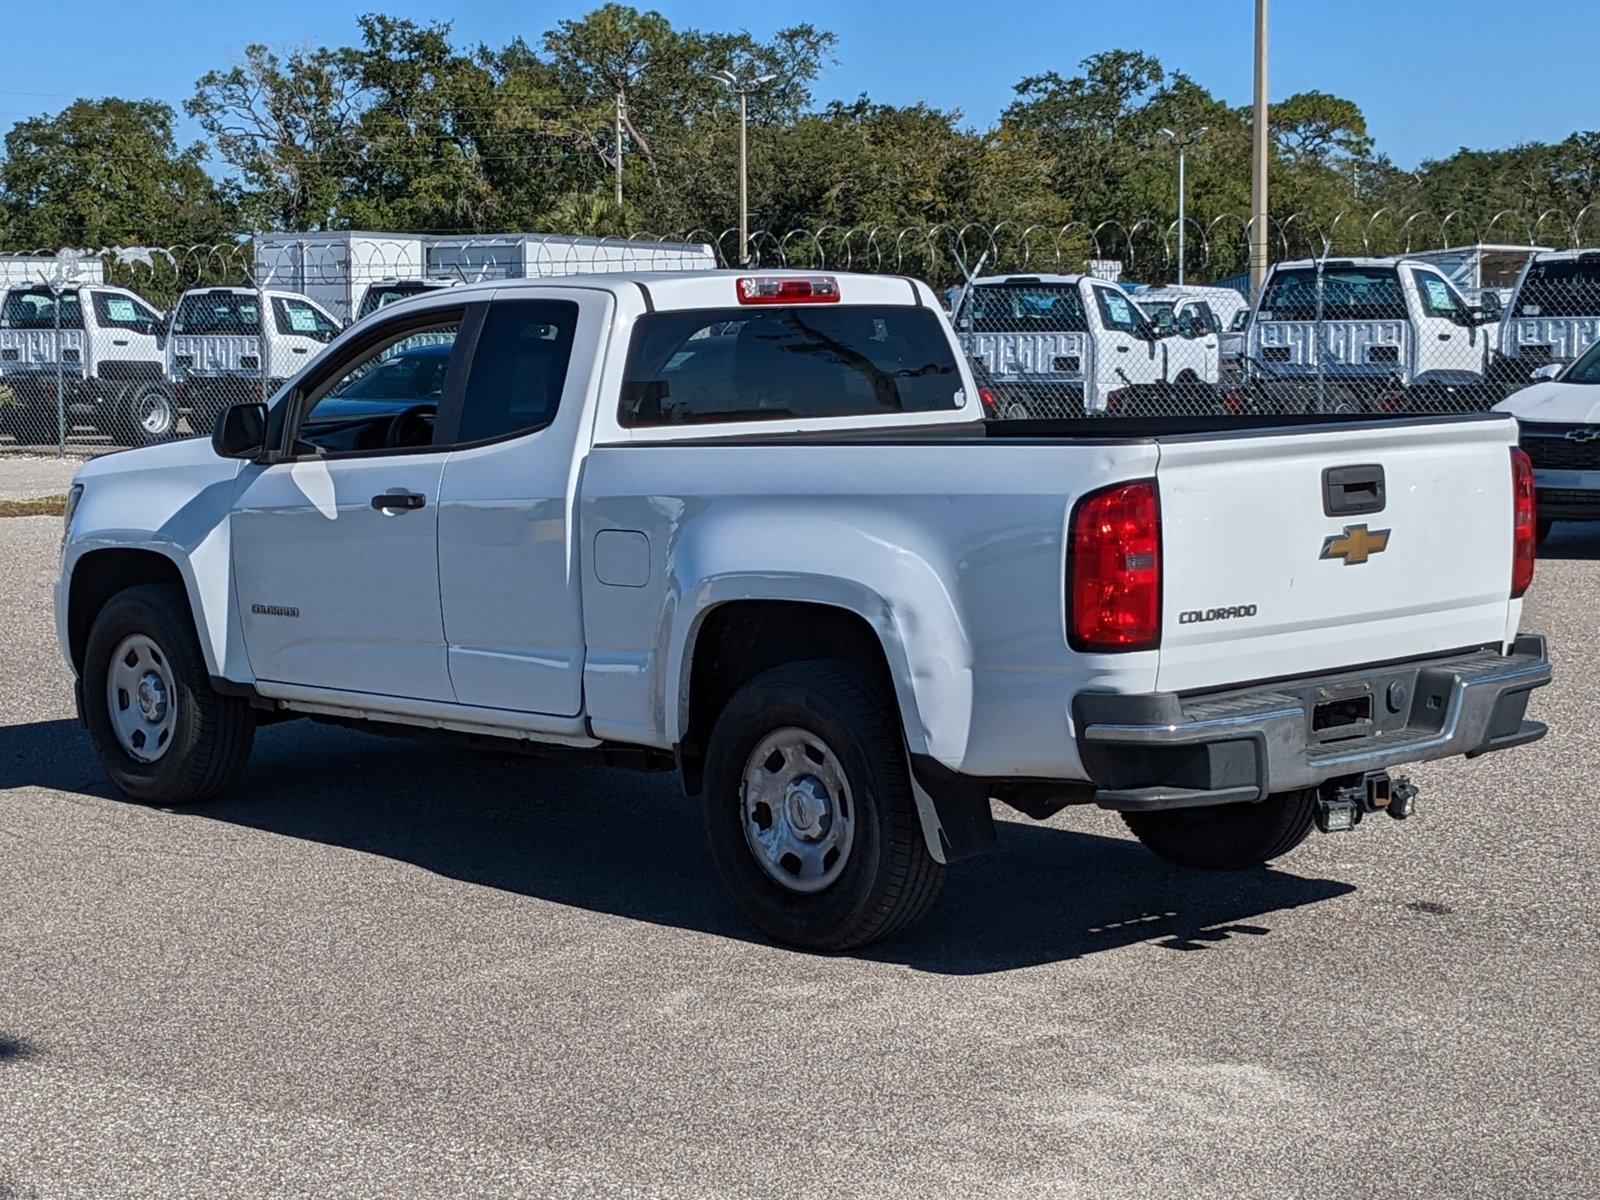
[1116,344,1130,352]
[371,491,426,512]
[292,347,309,354]
[112,338,129,346]
[1438,333,1452,341]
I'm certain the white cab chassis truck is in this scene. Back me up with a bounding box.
[954,274,1219,417]
[1499,250,1600,374]
[58,270,1551,950]
[164,286,341,435]
[1247,258,1503,410]
[0,283,170,442]
[252,232,429,326]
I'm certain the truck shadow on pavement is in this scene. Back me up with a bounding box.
[1537,522,1600,561]
[3,717,1354,975]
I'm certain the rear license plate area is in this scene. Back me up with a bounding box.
[1312,685,1374,743]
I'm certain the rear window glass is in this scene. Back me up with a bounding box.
[1514,258,1600,318]
[175,291,260,335]
[2,288,83,330]
[620,305,963,427]
[963,284,1087,333]
[358,282,438,320]
[1258,267,1406,321]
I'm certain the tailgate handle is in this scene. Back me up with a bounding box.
[1323,464,1386,517]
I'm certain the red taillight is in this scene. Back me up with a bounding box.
[1069,479,1162,652]
[978,385,999,417]
[735,275,840,305]
[1511,446,1536,598]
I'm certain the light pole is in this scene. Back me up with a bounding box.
[710,68,777,266]
[1158,126,1207,285]
[1250,0,1270,298]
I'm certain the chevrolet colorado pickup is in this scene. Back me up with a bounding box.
[57,270,1552,949]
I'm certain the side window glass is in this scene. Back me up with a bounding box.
[297,322,460,454]
[275,297,340,343]
[455,300,579,444]
[1095,288,1142,333]
[93,292,162,334]
[1414,270,1463,318]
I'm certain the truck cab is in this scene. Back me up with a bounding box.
[354,277,458,323]
[1247,258,1500,405]
[1500,250,1600,374]
[954,274,1219,416]
[0,283,169,442]
[166,287,341,434]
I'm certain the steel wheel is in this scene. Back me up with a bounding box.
[133,388,176,439]
[105,633,178,763]
[740,726,856,894]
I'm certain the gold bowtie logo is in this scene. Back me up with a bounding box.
[1321,524,1391,565]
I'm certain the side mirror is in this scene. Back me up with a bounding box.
[1530,363,1564,382]
[212,402,268,459]
[1477,293,1503,322]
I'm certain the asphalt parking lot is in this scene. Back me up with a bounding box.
[1,511,1596,1199]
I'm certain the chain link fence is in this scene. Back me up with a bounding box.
[4,208,1599,456]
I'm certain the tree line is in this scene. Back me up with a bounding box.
[1,5,1597,282]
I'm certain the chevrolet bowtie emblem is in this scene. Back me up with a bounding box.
[1564,428,1600,443]
[1321,524,1391,565]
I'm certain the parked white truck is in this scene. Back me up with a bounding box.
[56,270,1551,950]
[162,286,341,436]
[1498,250,1600,374]
[954,274,1220,416]
[252,232,430,326]
[0,282,171,442]
[1246,257,1502,407]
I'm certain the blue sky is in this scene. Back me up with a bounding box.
[1,0,1596,168]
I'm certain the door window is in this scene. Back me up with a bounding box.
[93,292,164,335]
[273,297,340,342]
[1094,287,1144,334]
[455,300,580,444]
[295,321,461,455]
[1413,269,1471,321]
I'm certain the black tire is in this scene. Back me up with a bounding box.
[703,660,944,950]
[81,582,254,804]
[1121,789,1318,871]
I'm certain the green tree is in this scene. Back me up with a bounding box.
[0,98,232,249]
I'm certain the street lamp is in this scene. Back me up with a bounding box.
[709,68,778,267]
[1158,126,1208,285]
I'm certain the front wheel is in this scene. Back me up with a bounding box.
[1121,789,1318,870]
[703,660,944,950]
[82,583,255,804]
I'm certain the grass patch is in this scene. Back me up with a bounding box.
[0,495,66,518]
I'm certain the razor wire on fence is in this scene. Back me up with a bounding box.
[3,206,1599,456]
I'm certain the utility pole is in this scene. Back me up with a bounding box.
[613,91,625,208]
[709,68,779,267]
[1159,127,1207,285]
[1250,0,1270,298]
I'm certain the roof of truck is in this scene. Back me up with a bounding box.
[375,269,940,312]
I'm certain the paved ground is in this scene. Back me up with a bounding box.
[0,454,85,501]
[1,513,1596,1199]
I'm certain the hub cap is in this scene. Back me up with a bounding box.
[741,727,855,893]
[136,392,175,436]
[106,633,177,763]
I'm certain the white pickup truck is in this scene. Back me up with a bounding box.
[57,270,1551,950]
[1499,250,1600,373]
[1247,258,1502,408]
[0,283,171,441]
[164,286,342,436]
[954,274,1219,416]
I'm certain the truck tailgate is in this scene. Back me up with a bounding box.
[1155,417,1518,692]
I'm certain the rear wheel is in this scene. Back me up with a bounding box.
[82,582,254,804]
[1121,789,1318,870]
[703,660,944,950]
[109,383,179,445]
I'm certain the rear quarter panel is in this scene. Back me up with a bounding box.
[578,439,1160,778]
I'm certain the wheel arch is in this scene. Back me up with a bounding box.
[66,547,203,675]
